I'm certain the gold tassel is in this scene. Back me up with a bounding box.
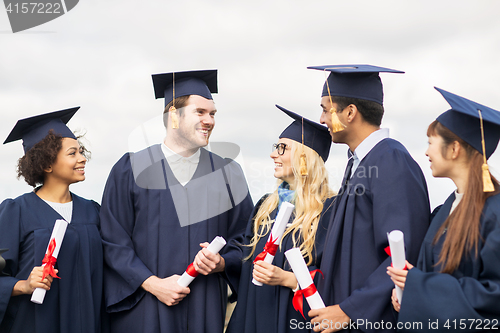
[478,110,494,192]
[300,151,308,176]
[170,106,179,129]
[482,163,495,192]
[330,107,346,133]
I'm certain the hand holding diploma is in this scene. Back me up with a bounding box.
[31,219,68,304]
[252,202,294,286]
[178,236,226,287]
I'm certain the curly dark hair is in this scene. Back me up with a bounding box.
[16,131,90,187]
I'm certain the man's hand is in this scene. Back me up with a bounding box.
[193,242,225,275]
[309,305,350,332]
[141,275,190,306]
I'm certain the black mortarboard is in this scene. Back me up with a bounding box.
[307,64,404,105]
[276,105,332,162]
[152,69,218,107]
[435,87,500,159]
[3,107,79,153]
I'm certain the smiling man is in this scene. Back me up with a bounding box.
[307,65,431,333]
[99,70,253,333]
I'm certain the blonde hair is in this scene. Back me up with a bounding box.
[246,141,334,265]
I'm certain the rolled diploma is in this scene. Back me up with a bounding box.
[177,236,227,287]
[285,247,325,309]
[31,219,69,304]
[252,202,295,286]
[388,230,406,303]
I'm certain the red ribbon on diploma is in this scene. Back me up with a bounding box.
[292,269,323,319]
[384,246,407,270]
[253,234,279,263]
[41,239,60,280]
[185,263,199,278]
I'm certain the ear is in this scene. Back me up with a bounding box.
[450,141,461,159]
[44,166,53,173]
[346,104,357,123]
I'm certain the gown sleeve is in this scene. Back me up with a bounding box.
[0,199,22,323]
[339,147,430,325]
[399,198,500,331]
[100,155,154,312]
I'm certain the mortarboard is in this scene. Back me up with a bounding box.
[4,107,79,153]
[308,64,404,133]
[152,69,218,107]
[307,64,404,105]
[277,105,332,163]
[435,87,500,192]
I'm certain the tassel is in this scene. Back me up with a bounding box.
[300,151,308,176]
[170,107,179,129]
[330,107,346,133]
[482,163,495,192]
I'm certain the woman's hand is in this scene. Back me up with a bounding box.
[252,260,297,289]
[386,260,414,290]
[391,288,401,312]
[12,266,57,296]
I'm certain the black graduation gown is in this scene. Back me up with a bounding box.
[100,145,253,333]
[398,192,500,331]
[318,138,430,332]
[226,195,335,333]
[0,192,104,333]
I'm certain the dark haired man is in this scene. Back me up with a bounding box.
[99,70,253,333]
[307,65,430,332]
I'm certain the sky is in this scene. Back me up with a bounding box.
[1,0,500,210]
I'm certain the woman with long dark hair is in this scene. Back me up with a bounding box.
[387,88,500,330]
[0,108,106,333]
[226,106,335,333]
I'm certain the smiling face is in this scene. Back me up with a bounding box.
[425,134,453,178]
[175,95,216,151]
[46,137,87,185]
[270,138,295,185]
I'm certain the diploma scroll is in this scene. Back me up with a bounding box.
[31,219,69,304]
[285,247,325,314]
[177,236,226,287]
[388,230,406,304]
[252,202,294,286]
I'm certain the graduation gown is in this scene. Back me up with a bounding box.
[100,145,253,333]
[0,192,104,333]
[398,192,500,331]
[226,195,335,333]
[318,138,430,332]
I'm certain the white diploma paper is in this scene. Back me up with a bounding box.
[388,230,406,303]
[177,236,227,287]
[31,219,68,304]
[285,247,325,309]
[252,202,294,286]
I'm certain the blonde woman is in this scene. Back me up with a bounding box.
[227,106,335,333]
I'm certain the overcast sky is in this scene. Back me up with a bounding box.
[1,0,500,210]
